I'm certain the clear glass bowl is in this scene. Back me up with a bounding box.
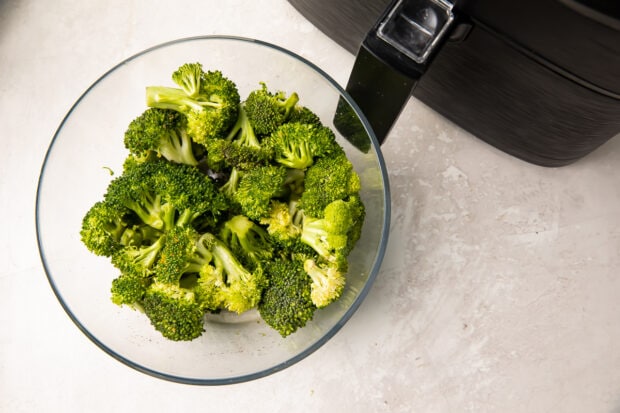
[36,36,390,385]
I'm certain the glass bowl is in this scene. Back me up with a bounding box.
[36,36,390,385]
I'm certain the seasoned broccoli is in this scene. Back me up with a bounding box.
[220,215,274,269]
[146,63,240,144]
[259,199,303,248]
[124,108,199,166]
[205,137,270,172]
[111,235,165,278]
[300,197,365,267]
[259,258,316,337]
[110,272,151,307]
[142,281,205,341]
[303,258,345,309]
[225,103,260,149]
[80,200,134,257]
[244,82,299,135]
[299,150,361,218]
[234,164,289,220]
[288,105,323,127]
[81,63,368,340]
[262,122,341,170]
[198,233,267,314]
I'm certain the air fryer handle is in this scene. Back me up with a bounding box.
[340,0,456,146]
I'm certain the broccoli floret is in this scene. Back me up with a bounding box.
[107,158,227,231]
[154,225,198,284]
[259,200,303,248]
[300,197,364,267]
[234,165,289,220]
[124,108,199,166]
[244,82,299,135]
[262,122,341,170]
[220,215,274,269]
[205,135,271,172]
[171,62,203,98]
[288,105,323,127]
[303,259,345,308]
[299,151,361,218]
[219,167,243,206]
[110,272,151,307]
[149,160,228,227]
[80,200,133,257]
[105,160,176,230]
[225,103,260,149]
[259,259,316,337]
[146,63,240,144]
[111,235,165,278]
[199,233,266,314]
[142,281,205,341]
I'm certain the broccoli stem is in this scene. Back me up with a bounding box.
[158,129,198,166]
[146,86,222,113]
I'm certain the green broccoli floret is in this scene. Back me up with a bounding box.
[244,82,299,136]
[259,199,304,248]
[220,215,274,270]
[300,197,365,267]
[288,105,323,127]
[124,108,199,166]
[111,235,165,278]
[299,150,361,218]
[146,63,240,144]
[142,281,205,341]
[303,258,345,308]
[149,160,228,227]
[259,258,316,337]
[205,135,271,172]
[234,164,289,220]
[199,233,266,314]
[225,103,260,149]
[182,232,226,312]
[80,200,133,257]
[262,122,341,170]
[171,62,203,98]
[110,272,151,307]
[154,225,198,284]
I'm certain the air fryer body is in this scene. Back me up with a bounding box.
[288,0,620,166]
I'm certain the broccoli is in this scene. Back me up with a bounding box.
[300,197,365,268]
[110,272,151,307]
[205,135,271,172]
[80,63,368,340]
[80,200,134,257]
[288,105,323,127]
[146,63,240,144]
[111,235,165,278]
[262,122,341,170]
[124,108,199,166]
[303,258,345,309]
[259,258,316,337]
[198,233,267,314]
[225,103,260,149]
[299,150,361,218]
[107,158,227,231]
[234,164,289,220]
[220,215,274,270]
[259,199,303,248]
[154,225,198,284]
[244,82,299,135]
[142,281,205,341]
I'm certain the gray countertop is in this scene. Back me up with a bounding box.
[2,1,619,412]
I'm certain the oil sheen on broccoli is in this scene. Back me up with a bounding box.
[80,62,366,340]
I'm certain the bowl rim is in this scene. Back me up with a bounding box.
[35,35,391,385]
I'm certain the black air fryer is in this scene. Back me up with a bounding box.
[289,0,620,166]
